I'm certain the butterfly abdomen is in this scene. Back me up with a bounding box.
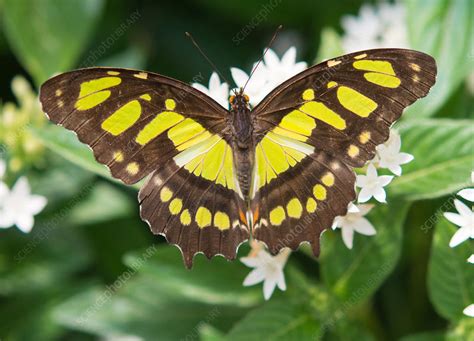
[230,94,255,199]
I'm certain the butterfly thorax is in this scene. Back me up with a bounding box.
[229,93,254,199]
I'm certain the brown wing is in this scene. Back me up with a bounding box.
[250,48,436,255]
[40,68,249,267]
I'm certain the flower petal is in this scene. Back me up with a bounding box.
[276,270,286,291]
[12,177,31,197]
[398,152,414,165]
[27,195,47,215]
[454,199,472,217]
[15,213,34,233]
[243,268,265,286]
[192,83,209,94]
[0,210,14,228]
[240,256,261,268]
[357,187,372,203]
[463,304,474,317]
[341,226,354,249]
[263,277,277,300]
[230,67,249,87]
[373,187,387,203]
[352,218,377,235]
[467,254,474,264]
[378,175,394,187]
[388,165,402,176]
[443,212,465,227]
[458,188,474,202]
[263,48,279,69]
[281,47,296,67]
[366,163,378,178]
[356,204,374,216]
[449,226,471,247]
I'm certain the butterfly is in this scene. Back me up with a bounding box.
[39,48,436,268]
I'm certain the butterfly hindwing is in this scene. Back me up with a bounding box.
[251,48,436,254]
[40,68,249,267]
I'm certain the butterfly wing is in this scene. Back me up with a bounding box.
[250,48,436,255]
[40,68,249,267]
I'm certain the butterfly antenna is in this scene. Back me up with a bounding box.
[242,25,283,93]
[185,32,233,88]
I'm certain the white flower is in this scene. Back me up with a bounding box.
[262,47,307,91]
[375,130,414,176]
[192,72,229,109]
[463,304,474,317]
[468,254,474,264]
[356,164,393,203]
[0,177,47,233]
[332,203,376,249]
[457,171,474,202]
[341,2,409,53]
[444,199,474,248]
[241,248,290,300]
[231,63,270,106]
[231,47,307,106]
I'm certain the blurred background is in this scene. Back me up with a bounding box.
[0,0,473,340]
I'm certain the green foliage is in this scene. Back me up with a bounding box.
[226,299,322,340]
[2,0,104,86]
[321,202,408,304]
[404,0,473,117]
[389,119,474,200]
[53,247,258,340]
[428,219,474,322]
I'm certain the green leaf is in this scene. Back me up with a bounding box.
[123,246,261,307]
[53,246,255,340]
[428,218,474,322]
[0,285,84,341]
[389,119,474,201]
[31,124,141,190]
[320,202,408,305]
[2,0,104,85]
[226,299,322,340]
[0,224,91,295]
[400,331,445,341]
[316,28,344,63]
[404,0,473,117]
[66,181,135,226]
[98,46,147,70]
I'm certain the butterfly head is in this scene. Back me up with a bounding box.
[229,88,250,110]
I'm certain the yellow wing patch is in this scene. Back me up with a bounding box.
[75,77,121,110]
[102,100,142,135]
[353,59,401,88]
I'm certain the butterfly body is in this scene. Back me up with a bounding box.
[39,48,437,268]
[230,92,254,199]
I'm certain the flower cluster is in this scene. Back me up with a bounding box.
[0,76,46,173]
[443,171,474,317]
[0,159,47,233]
[0,76,48,233]
[341,2,409,53]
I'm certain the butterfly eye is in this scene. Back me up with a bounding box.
[243,94,249,102]
[229,95,235,103]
